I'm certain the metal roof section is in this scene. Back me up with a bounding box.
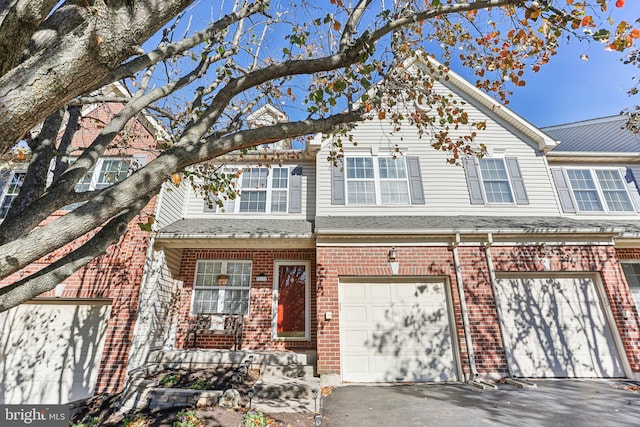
[544,115,640,154]
[314,215,640,236]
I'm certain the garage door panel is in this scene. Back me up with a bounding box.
[343,355,371,374]
[495,277,624,378]
[370,305,393,324]
[0,303,111,404]
[340,305,368,324]
[340,281,458,383]
[369,284,393,299]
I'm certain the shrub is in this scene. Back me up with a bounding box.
[121,414,148,427]
[189,379,213,390]
[173,409,204,427]
[159,373,181,387]
[242,410,277,427]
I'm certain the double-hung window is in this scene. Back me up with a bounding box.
[565,168,634,213]
[463,156,528,205]
[74,158,130,192]
[192,260,252,315]
[345,156,410,205]
[0,171,26,219]
[217,167,290,214]
[478,158,514,204]
[65,158,132,210]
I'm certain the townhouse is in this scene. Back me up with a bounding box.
[133,59,640,389]
[3,60,640,405]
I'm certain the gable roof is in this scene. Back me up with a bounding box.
[412,54,558,152]
[543,115,640,154]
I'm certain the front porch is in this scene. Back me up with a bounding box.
[122,348,319,412]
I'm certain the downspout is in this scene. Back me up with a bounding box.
[451,233,478,380]
[484,233,514,378]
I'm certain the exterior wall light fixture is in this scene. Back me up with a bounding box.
[388,247,399,275]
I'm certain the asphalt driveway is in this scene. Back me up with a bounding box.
[321,380,640,426]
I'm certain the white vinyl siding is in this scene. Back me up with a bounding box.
[155,181,187,229]
[317,74,560,217]
[191,260,252,315]
[565,168,634,213]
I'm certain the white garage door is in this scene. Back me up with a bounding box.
[0,301,111,404]
[494,277,625,378]
[339,280,458,382]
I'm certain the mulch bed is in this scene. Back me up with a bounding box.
[70,367,318,426]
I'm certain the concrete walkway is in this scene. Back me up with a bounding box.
[321,380,640,426]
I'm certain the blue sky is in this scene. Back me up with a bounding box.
[470,2,640,128]
[162,1,639,129]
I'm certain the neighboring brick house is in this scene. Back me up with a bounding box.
[0,84,163,404]
[132,59,640,390]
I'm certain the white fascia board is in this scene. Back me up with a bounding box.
[547,151,640,162]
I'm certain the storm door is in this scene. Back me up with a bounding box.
[273,261,310,340]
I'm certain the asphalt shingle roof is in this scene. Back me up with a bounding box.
[158,218,314,237]
[315,215,640,235]
[156,216,640,239]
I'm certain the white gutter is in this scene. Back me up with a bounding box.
[452,233,478,380]
[484,233,514,377]
[155,233,314,240]
[314,227,626,235]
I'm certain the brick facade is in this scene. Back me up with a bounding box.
[174,248,316,352]
[0,200,157,394]
[0,99,161,396]
[315,243,640,380]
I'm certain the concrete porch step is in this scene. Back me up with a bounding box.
[251,376,321,414]
[260,363,315,379]
[147,349,314,367]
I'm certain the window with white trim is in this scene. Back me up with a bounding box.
[74,158,130,192]
[192,260,252,315]
[565,168,633,212]
[479,158,514,204]
[217,167,289,214]
[65,158,133,210]
[0,171,26,219]
[345,156,410,205]
[621,262,640,316]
